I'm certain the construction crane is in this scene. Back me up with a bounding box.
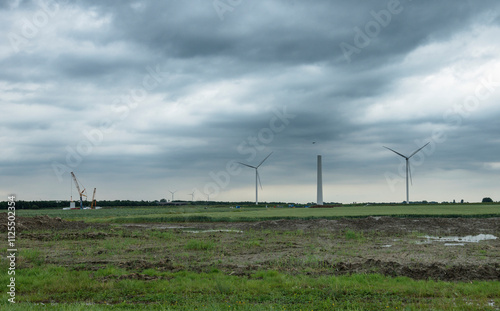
[90,188,97,209]
[70,172,87,210]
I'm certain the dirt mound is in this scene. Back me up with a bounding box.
[338,217,500,235]
[330,259,500,281]
[233,219,340,231]
[97,273,173,282]
[23,232,111,241]
[227,217,500,235]
[254,259,500,281]
[0,214,106,232]
[118,258,176,271]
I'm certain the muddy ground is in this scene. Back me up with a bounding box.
[5,215,500,282]
[122,216,500,236]
[0,214,108,232]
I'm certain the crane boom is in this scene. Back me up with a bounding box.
[70,172,86,209]
[71,172,81,195]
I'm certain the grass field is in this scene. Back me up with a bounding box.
[1,266,498,310]
[2,205,499,310]
[15,203,500,223]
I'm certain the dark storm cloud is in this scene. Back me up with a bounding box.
[81,0,496,67]
[336,1,497,62]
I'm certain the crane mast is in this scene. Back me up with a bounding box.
[70,172,86,209]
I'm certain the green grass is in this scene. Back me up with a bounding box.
[184,239,216,250]
[14,206,232,221]
[20,249,44,266]
[344,229,365,241]
[0,265,498,310]
[11,204,500,224]
[82,204,500,223]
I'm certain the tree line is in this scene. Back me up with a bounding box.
[0,200,159,210]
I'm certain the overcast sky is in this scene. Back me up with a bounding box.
[1,0,499,204]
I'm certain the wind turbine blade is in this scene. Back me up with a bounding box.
[409,142,430,158]
[383,146,408,159]
[257,170,262,190]
[237,162,256,169]
[257,152,273,168]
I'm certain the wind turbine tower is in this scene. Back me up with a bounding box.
[168,190,177,202]
[317,155,323,205]
[383,142,430,204]
[238,152,273,205]
[188,191,195,201]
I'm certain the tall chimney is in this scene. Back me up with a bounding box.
[317,155,323,205]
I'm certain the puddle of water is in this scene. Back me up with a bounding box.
[120,224,243,233]
[121,224,187,230]
[416,234,497,245]
[423,234,497,243]
[183,229,243,234]
[415,240,433,245]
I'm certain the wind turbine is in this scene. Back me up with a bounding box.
[188,191,195,201]
[238,152,273,205]
[168,190,177,202]
[383,142,430,204]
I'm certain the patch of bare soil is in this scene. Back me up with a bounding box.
[220,217,500,235]
[0,214,108,232]
[117,258,176,271]
[214,260,500,281]
[262,260,500,282]
[115,216,500,236]
[7,215,499,282]
[95,272,174,282]
[141,217,500,281]
[22,232,111,241]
